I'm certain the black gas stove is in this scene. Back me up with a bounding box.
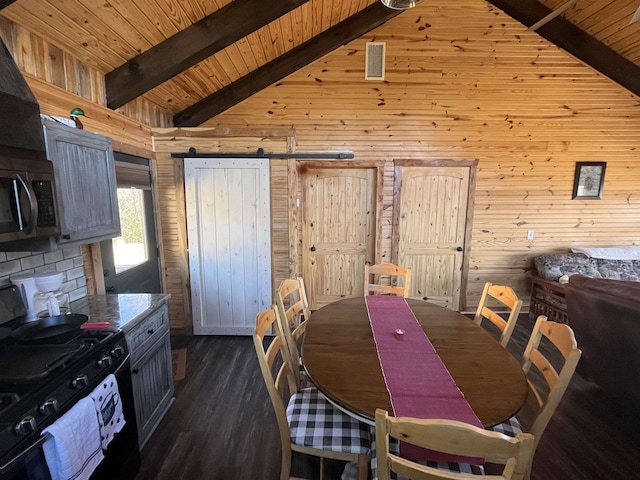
[0,285,139,480]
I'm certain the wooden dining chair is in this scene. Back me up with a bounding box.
[364,262,411,298]
[253,306,371,480]
[275,277,311,388]
[473,282,523,348]
[375,409,535,480]
[491,315,582,480]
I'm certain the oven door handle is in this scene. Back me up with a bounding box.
[0,432,51,475]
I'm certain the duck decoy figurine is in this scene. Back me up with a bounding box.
[70,107,85,129]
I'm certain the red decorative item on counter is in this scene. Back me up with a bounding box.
[80,322,112,330]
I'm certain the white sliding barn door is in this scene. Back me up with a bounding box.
[185,158,272,335]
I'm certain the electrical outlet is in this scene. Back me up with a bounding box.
[527,230,535,240]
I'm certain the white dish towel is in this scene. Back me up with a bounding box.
[89,373,126,450]
[42,397,104,480]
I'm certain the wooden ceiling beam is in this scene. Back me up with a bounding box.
[173,2,402,126]
[105,0,311,109]
[487,0,640,98]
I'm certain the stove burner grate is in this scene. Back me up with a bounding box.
[0,343,89,383]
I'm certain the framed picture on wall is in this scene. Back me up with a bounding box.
[572,162,606,199]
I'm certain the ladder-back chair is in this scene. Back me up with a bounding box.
[473,282,523,348]
[275,277,311,387]
[491,315,582,480]
[253,306,370,480]
[375,409,535,480]
[364,262,411,298]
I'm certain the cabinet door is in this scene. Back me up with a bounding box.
[131,330,174,449]
[42,119,120,245]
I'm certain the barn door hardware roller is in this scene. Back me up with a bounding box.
[171,147,355,159]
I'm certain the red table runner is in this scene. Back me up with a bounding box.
[365,295,483,464]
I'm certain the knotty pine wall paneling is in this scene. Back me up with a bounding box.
[152,128,294,333]
[0,16,172,129]
[202,0,640,311]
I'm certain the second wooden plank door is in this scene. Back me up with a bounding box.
[301,166,377,310]
[394,165,471,311]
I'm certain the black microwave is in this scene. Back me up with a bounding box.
[0,163,60,247]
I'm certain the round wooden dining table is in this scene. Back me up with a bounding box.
[301,297,528,427]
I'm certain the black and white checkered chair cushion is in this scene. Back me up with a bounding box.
[286,388,371,455]
[369,426,484,480]
[490,416,524,438]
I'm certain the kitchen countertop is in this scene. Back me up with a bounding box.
[71,293,171,332]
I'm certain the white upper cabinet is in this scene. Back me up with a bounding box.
[42,117,120,246]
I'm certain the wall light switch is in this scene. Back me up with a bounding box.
[527,230,535,240]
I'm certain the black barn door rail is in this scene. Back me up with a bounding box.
[171,147,354,159]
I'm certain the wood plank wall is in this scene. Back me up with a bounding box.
[152,128,294,333]
[201,0,640,310]
[0,16,172,129]
[3,1,640,328]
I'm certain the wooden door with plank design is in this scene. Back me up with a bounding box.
[185,158,272,335]
[393,162,476,311]
[301,165,378,310]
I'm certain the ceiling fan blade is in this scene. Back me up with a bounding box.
[630,5,640,24]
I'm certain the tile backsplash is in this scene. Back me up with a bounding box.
[0,248,87,302]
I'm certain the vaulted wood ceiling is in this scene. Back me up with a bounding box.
[2,0,639,126]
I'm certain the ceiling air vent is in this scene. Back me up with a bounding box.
[365,42,386,80]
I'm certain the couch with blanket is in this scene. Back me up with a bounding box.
[565,275,640,408]
[529,246,640,323]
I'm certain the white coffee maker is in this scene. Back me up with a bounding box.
[33,272,69,318]
[10,273,39,321]
[11,272,70,320]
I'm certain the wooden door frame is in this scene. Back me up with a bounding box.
[391,159,478,311]
[295,160,385,281]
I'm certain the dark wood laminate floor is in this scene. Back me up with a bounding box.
[136,314,640,480]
